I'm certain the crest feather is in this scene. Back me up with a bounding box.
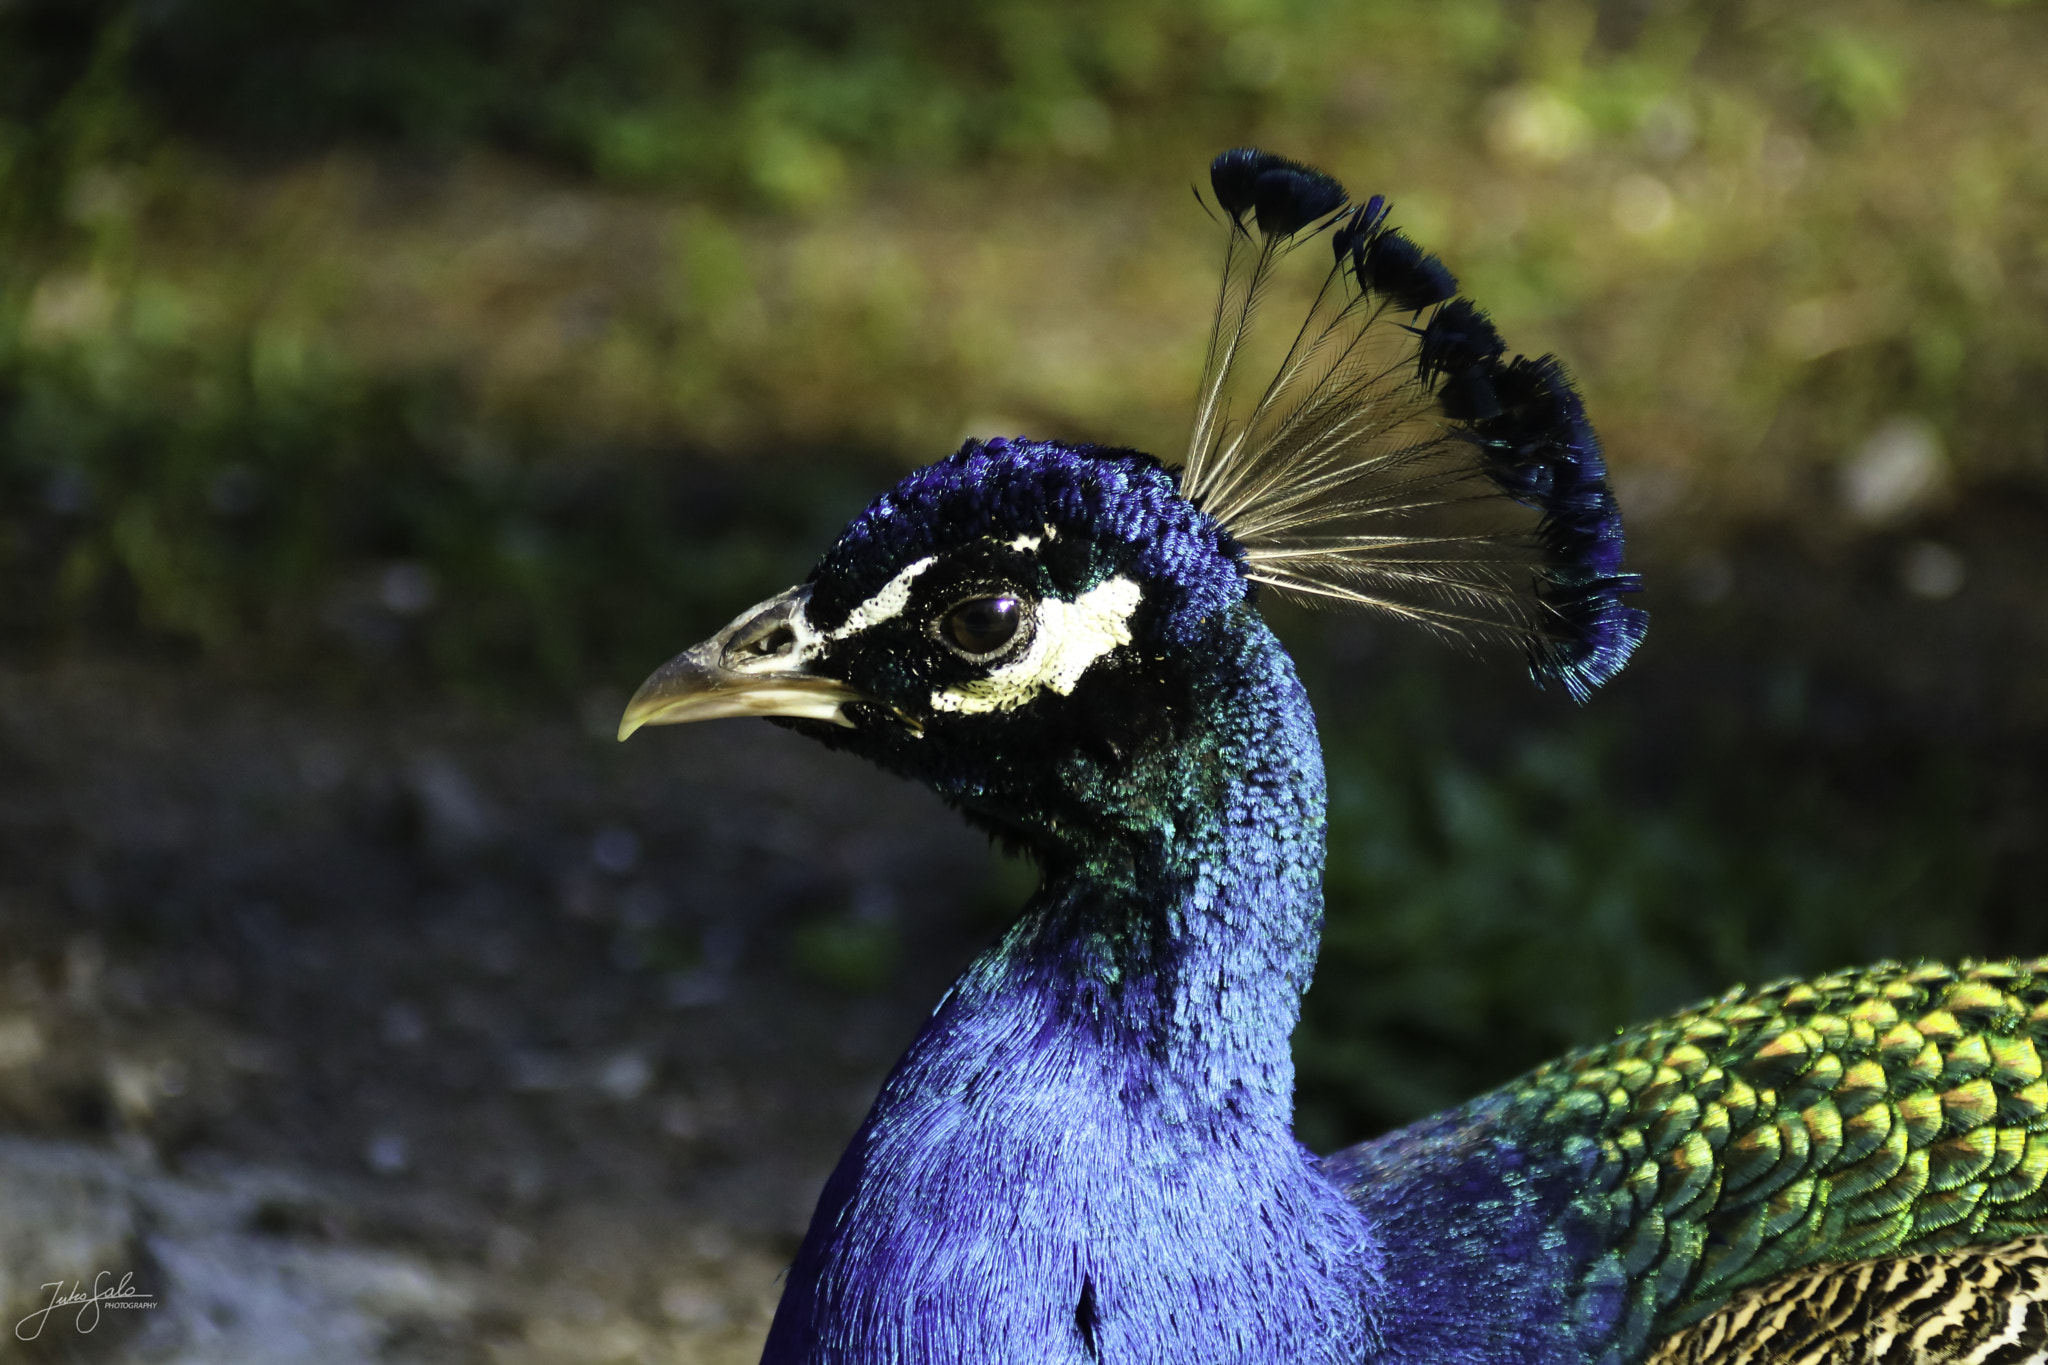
[1179,149,1646,700]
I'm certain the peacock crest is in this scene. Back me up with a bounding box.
[1178,149,1647,701]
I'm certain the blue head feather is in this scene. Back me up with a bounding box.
[752,437,1645,1363]
[1330,195,1390,261]
[1332,199,1458,312]
[810,438,1245,652]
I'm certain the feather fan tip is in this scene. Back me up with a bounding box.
[1209,148,1350,237]
[1179,148,1646,699]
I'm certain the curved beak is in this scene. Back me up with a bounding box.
[617,586,868,740]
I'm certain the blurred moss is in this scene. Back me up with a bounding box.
[1292,672,1993,1148]
[0,333,879,690]
[6,1,2047,691]
[790,915,904,995]
[1796,25,1908,132]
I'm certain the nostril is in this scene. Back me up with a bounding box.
[736,623,796,659]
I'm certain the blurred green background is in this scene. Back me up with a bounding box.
[3,0,2046,1147]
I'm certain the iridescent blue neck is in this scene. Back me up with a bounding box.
[1001,617,1331,1124]
[762,613,1380,1365]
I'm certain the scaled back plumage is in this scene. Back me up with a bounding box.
[1325,959,2048,1364]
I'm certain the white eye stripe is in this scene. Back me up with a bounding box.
[758,547,1135,720]
[806,530,1054,645]
[761,556,940,667]
[1003,523,1059,552]
[825,556,938,639]
[929,576,1141,715]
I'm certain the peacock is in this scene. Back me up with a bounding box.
[618,151,2048,1364]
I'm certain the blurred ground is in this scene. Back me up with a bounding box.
[0,660,1005,1361]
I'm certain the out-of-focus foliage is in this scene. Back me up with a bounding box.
[1291,672,1990,1146]
[4,0,2047,684]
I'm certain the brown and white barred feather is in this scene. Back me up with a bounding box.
[1649,1236,2048,1364]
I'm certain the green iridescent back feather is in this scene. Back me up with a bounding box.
[1492,957,2048,1338]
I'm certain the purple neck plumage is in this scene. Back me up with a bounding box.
[761,614,1381,1365]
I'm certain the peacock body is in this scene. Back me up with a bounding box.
[619,152,2048,1363]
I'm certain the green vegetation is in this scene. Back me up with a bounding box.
[7,0,2047,686]
[1293,674,1989,1146]
[2,1,2043,1135]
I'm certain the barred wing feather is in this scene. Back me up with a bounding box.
[1650,1238,2048,1364]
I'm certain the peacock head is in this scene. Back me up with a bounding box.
[617,438,1257,856]
[619,149,1648,854]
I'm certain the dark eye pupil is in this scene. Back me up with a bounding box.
[946,597,1020,654]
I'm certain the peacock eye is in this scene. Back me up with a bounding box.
[941,595,1024,658]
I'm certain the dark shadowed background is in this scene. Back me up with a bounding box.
[1,1,2045,1360]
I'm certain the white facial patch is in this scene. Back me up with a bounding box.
[930,576,1142,716]
[1004,524,1059,553]
[753,555,938,672]
[825,556,937,639]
